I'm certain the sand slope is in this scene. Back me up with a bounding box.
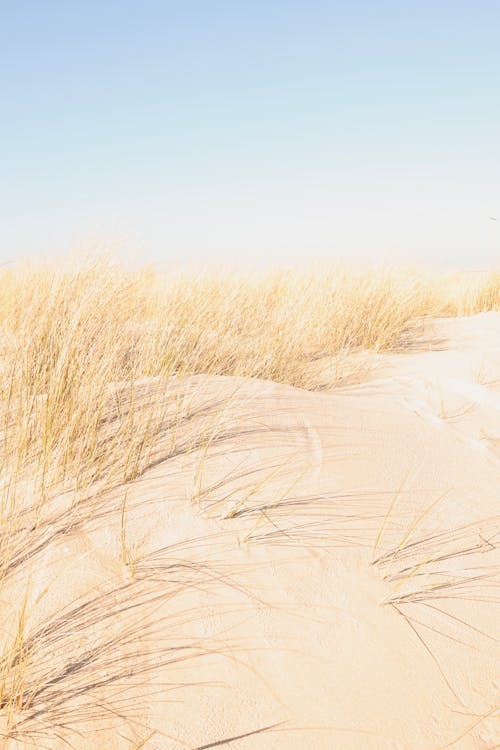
[3,313,499,749]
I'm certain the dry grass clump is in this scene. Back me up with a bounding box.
[149,265,500,384]
[432,270,500,316]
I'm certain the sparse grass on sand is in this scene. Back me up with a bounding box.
[0,259,499,743]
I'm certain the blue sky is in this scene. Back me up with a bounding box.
[1,1,499,268]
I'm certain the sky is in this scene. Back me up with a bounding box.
[1,1,499,270]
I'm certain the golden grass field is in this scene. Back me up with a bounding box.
[0,260,499,749]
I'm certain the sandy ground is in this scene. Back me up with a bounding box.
[2,313,499,749]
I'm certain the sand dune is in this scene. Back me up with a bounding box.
[2,313,499,749]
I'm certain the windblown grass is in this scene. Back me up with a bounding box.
[0,257,499,743]
[0,258,498,540]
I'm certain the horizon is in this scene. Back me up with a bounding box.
[1,1,499,270]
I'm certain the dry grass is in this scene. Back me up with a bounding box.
[0,258,498,548]
[0,257,499,743]
[0,258,497,503]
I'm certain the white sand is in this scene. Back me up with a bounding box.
[3,313,499,749]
